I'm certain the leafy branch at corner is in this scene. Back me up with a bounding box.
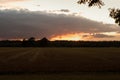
[77,0,120,26]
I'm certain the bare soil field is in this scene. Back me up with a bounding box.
[0,47,120,79]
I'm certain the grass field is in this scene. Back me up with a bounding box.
[0,47,120,79]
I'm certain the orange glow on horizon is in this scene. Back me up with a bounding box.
[50,33,84,41]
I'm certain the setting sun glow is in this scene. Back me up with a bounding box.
[50,33,83,41]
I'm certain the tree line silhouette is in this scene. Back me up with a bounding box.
[0,37,120,47]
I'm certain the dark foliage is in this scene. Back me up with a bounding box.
[77,0,104,8]
[22,37,36,47]
[77,0,120,26]
[0,40,22,47]
[28,37,35,42]
[38,37,49,47]
[109,8,120,26]
[1,37,120,47]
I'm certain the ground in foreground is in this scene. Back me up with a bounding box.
[0,73,120,80]
[0,47,120,79]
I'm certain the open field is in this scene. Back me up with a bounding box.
[0,73,120,80]
[0,47,120,79]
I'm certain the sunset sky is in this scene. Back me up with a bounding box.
[0,0,120,41]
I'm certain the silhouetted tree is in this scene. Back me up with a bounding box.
[109,8,120,26]
[39,37,49,47]
[77,0,120,26]
[1,40,120,47]
[22,38,27,47]
[22,37,36,47]
[77,0,104,8]
[28,37,35,42]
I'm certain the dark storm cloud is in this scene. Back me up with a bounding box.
[48,9,70,13]
[0,9,119,39]
[92,34,114,38]
[82,33,114,39]
[60,9,70,12]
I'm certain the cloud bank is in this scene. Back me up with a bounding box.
[0,0,28,3]
[0,9,119,40]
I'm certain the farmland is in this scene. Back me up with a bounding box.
[0,47,120,79]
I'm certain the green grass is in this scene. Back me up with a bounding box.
[0,47,120,79]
